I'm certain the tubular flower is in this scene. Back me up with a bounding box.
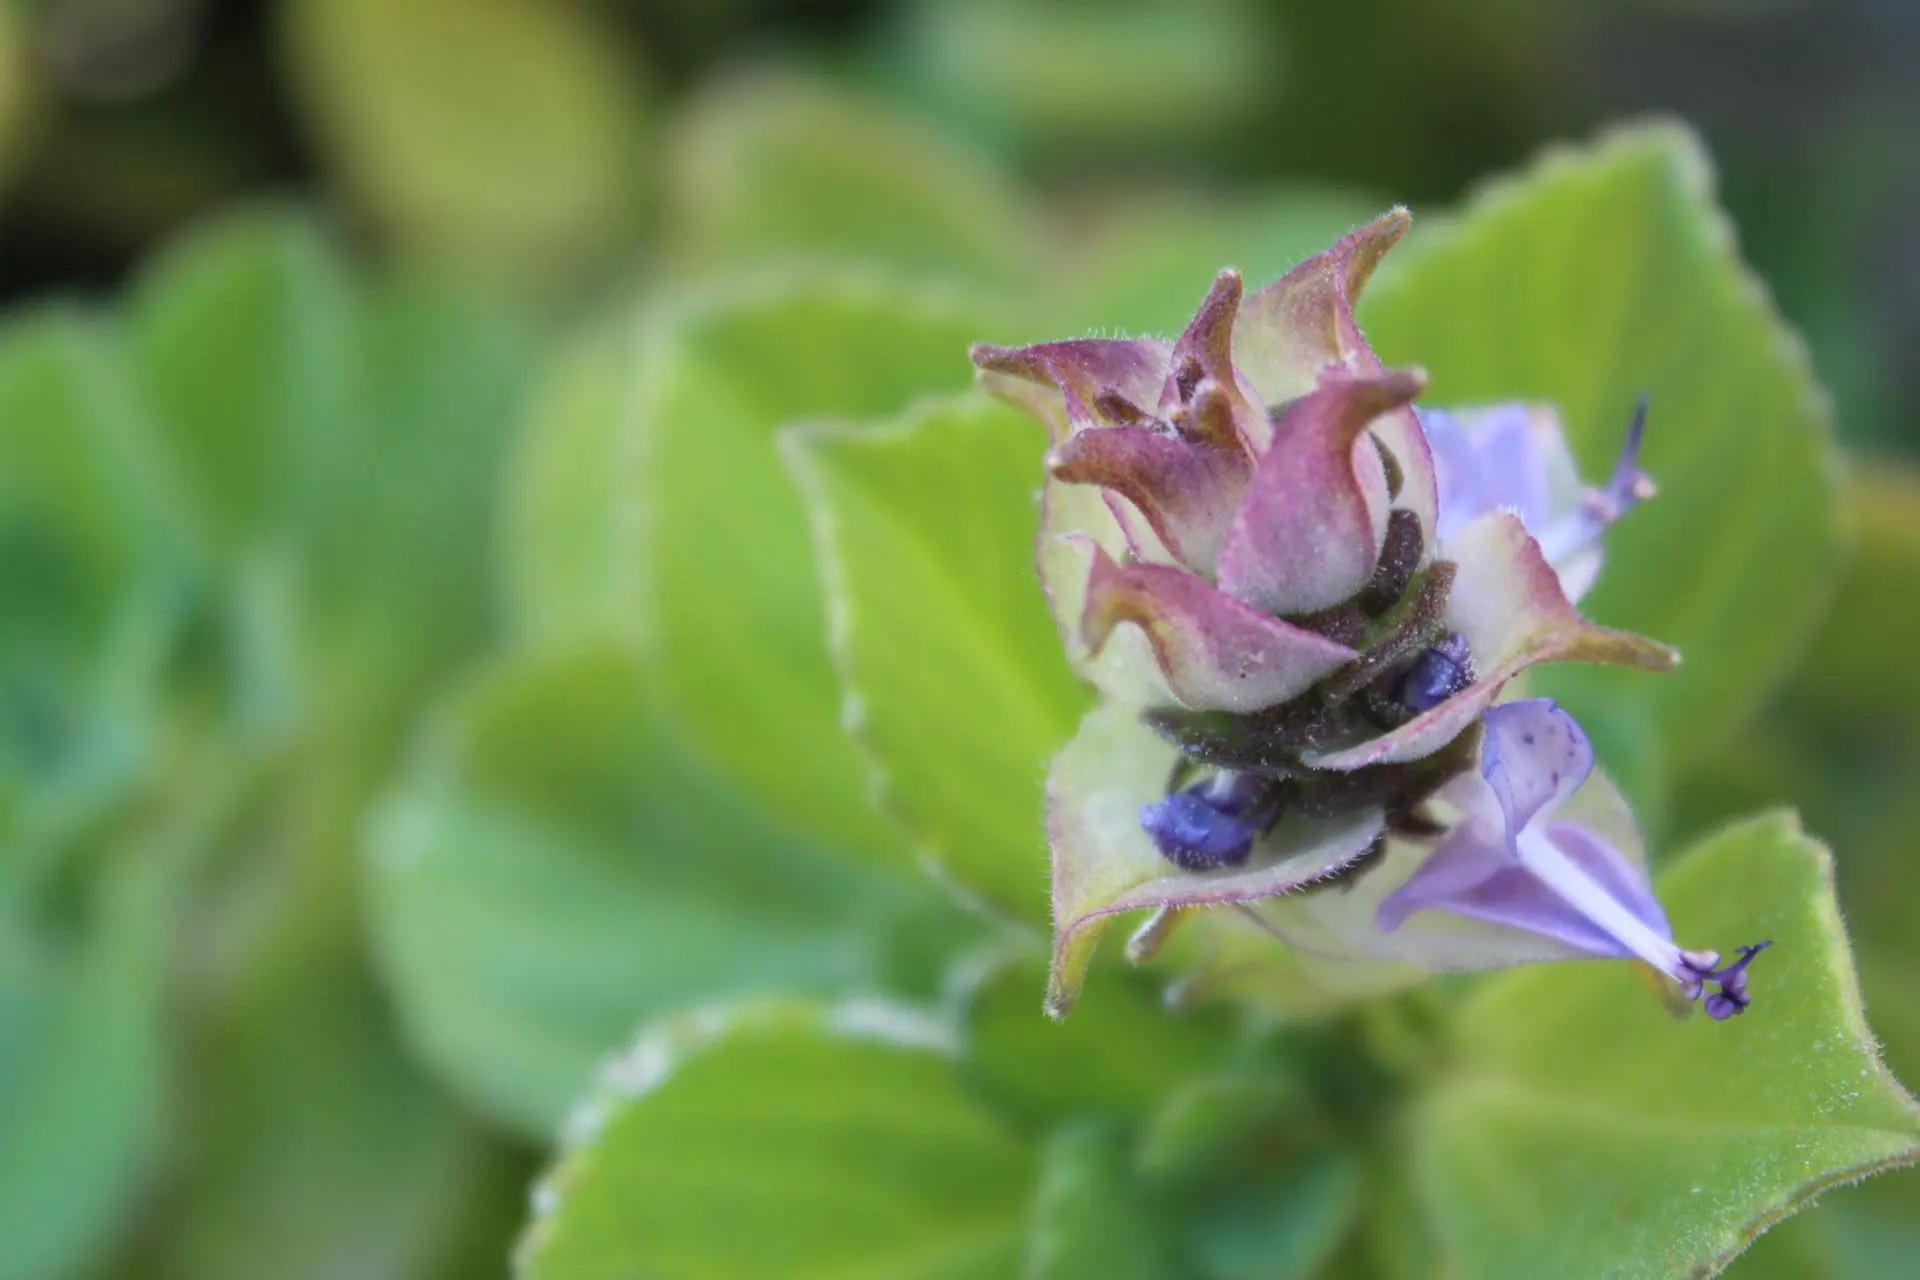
[973,211,1680,1016]
[1249,700,1769,1018]
[1422,397,1656,602]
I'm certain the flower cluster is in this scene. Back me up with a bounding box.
[973,210,1768,1019]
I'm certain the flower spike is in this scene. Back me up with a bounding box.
[971,214,1708,1017]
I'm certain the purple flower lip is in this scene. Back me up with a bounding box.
[1366,699,1770,1021]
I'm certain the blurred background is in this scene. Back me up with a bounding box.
[0,0,1915,1277]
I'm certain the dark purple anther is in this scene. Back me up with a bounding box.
[1141,772,1279,871]
[1398,632,1475,713]
[1679,941,1773,1020]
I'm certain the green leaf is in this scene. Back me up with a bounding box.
[890,0,1271,152]
[157,947,523,1280]
[306,278,534,707]
[125,208,360,562]
[1360,124,1844,796]
[627,275,990,868]
[959,950,1235,1129]
[516,1000,1034,1280]
[1404,812,1920,1280]
[368,643,968,1138]
[662,71,1039,286]
[129,222,533,721]
[784,393,1086,921]
[0,309,178,868]
[1183,1146,1363,1280]
[0,308,179,656]
[1133,1069,1307,1187]
[1783,466,1920,731]
[0,856,169,1280]
[504,321,636,647]
[1029,1119,1191,1280]
[1726,1181,1920,1279]
[284,0,653,290]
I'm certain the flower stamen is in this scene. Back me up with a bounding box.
[1679,941,1774,1020]
[1140,771,1283,871]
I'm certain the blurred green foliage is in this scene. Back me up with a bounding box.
[0,1,1915,1278]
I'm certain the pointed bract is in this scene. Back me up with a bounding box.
[1234,210,1440,539]
[1234,209,1408,406]
[1049,418,1251,575]
[1082,543,1358,713]
[1045,702,1384,1017]
[1036,489,1169,706]
[1216,368,1416,615]
[1166,270,1272,454]
[972,337,1173,442]
[1307,512,1676,771]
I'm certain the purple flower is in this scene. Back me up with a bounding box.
[1252,699,1768,1018]
[1423,397,1655,602]
[972,211,1681,1016]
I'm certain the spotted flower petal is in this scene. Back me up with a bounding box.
[1045,702,1385,1018]
[1081,542,1358,713]
[1248,718,1655,974]
[1252,700,1769,1019]
[1306,511,1677,771]
[1216,368,1416,616]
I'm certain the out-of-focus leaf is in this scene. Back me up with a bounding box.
[0,856,168,1280]
[125,208,360,563]
[1404,812,1920,1279]
[1784,466,1920,731]
[1054,188,1383,337]
[516,1000,1034,1279]
[159,947,522,1280]
[784,394,1083,921]
[1029,1119,1191,1280]
[0,310,177,869]
[891,0,1272,152]
[504,321,634,647]
[958,950,1235,1127]
[1184,1146,1363,1280]
[1134,1070,1306,1187]
[129,216,534,721]
[284,0,652,290]
[368,644,967,1139]
[309,279,534,707]
[1361,124,1844,812]
[626,275,988,868]
[663,71,1039,286]
[1725,1181,1920,1279]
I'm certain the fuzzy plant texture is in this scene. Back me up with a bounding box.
[501,125,1920,1280]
